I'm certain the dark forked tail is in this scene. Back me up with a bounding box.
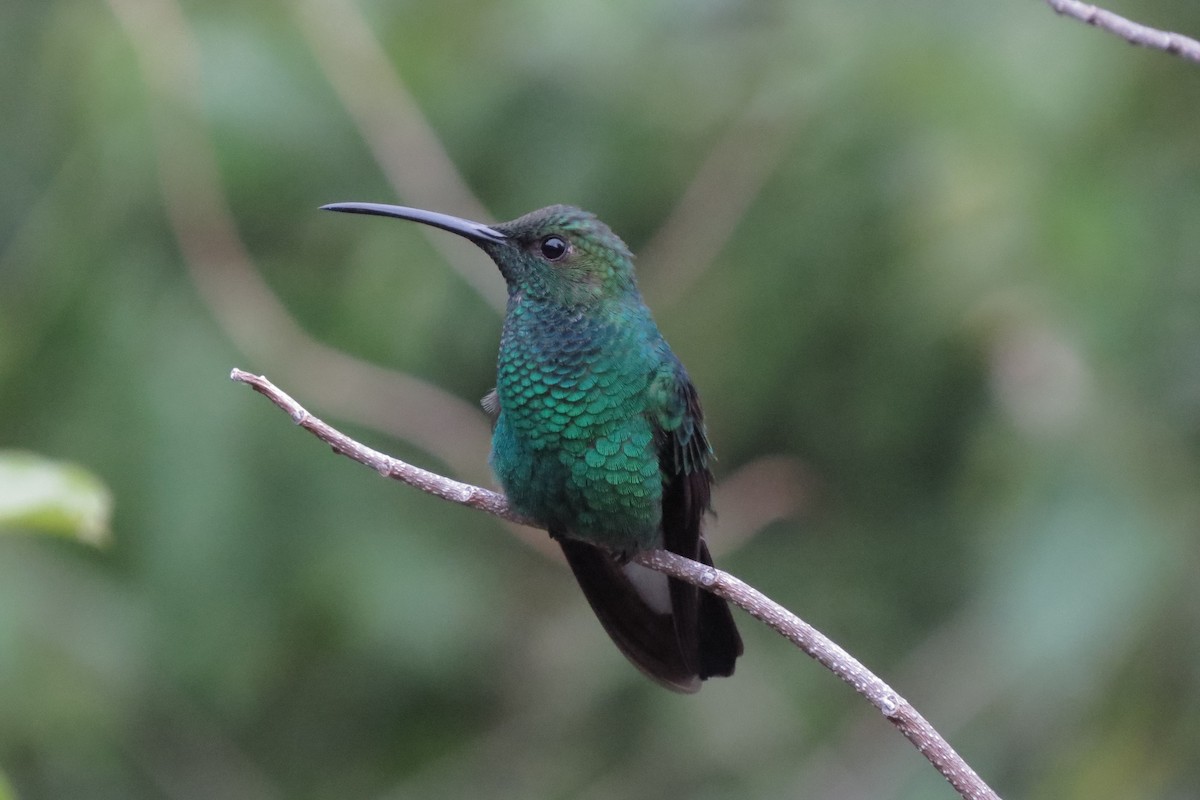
[558,534,742,692]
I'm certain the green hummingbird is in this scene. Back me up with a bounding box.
[322,201,743,691]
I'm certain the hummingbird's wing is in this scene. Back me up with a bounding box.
[488,379,708,689]
[556,362,740,692]
[654,360,743,681]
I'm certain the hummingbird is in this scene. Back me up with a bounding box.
[322,201,743,691]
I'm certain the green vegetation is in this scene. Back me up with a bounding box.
[0,453,111,546]
[2,1,1199,797]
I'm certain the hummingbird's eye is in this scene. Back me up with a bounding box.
[539,236,569,261]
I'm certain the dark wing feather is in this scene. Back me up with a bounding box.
[657,364,742,680]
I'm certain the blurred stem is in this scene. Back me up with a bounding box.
[1046,0,1200,62]
[231,368,1002,800]
[105,0,496,484]
[105,0,803,557]
[296,0,795,312]
[707,455,812,550]
[640,101,797,308]
[295,0,507,310]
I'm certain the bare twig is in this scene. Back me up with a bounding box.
[1046,0,1200,62]
[230,367,1001,800]
[231,368,529,525]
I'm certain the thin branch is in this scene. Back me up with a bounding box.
[231,368,529,525]
[1046,0,1200,62]
[230,367,1002,800]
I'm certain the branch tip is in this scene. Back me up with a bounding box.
[1046,0,1200,63]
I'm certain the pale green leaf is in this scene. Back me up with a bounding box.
[0,451,112,546]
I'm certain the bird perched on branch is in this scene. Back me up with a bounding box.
[323,201,743,691]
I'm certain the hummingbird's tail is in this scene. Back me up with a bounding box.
[558,535,742,693]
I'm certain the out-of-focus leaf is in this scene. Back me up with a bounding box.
[0,451,112,546]
[0,769,14,800]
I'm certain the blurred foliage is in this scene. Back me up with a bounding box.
[3,0,1200,798]
[0,452,112,545]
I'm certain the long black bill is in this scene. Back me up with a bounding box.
[320,202,507,245]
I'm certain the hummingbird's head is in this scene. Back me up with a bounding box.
[488,205,636,304]
[320,202,638,306]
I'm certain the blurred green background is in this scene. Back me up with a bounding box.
[3,0,1200,797]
